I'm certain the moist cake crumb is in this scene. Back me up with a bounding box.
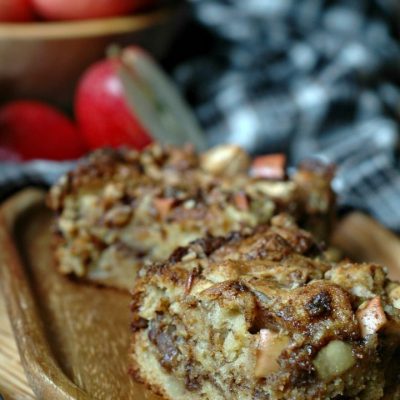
[130,215,400,400]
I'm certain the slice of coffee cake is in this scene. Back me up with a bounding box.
[47,144,334,290]
[130,215,400,400]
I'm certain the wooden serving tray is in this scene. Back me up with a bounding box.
[0,189,399,399]
[0,189,160,400]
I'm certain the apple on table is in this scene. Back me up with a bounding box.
[75,58,153,151]
[0,101,87,161]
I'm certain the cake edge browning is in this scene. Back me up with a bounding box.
[129,218,400,400]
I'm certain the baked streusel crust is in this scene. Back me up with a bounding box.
[47,144,334,290]
[130,215,400,400]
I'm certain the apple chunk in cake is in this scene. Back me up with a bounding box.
[130,215,400,400]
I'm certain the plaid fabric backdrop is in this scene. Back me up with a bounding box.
[174,0,400,230]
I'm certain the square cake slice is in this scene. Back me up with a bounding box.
[130,215,400,400]
[47,144,334,290]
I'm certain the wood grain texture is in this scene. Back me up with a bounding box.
[0,293,35,400]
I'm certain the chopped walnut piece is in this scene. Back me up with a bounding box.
[103,183,124,205]
[104,205,132,227]
[200,144,250,176]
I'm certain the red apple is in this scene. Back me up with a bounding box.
[32,0,153,21]
[0,0,35,22]
[75,58,152,151]
[0,101,87,161]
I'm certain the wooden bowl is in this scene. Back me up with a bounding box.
[0,7,182,107]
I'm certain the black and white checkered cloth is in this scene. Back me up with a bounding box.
[174,0,400,230]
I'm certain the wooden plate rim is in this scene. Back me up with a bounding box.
[0,189,90,400]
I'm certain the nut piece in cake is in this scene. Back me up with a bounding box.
[47,144,334,290]
[130,216,400,400]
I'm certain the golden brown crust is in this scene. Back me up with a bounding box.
[47,144,335,290]
[130,216,400,400]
